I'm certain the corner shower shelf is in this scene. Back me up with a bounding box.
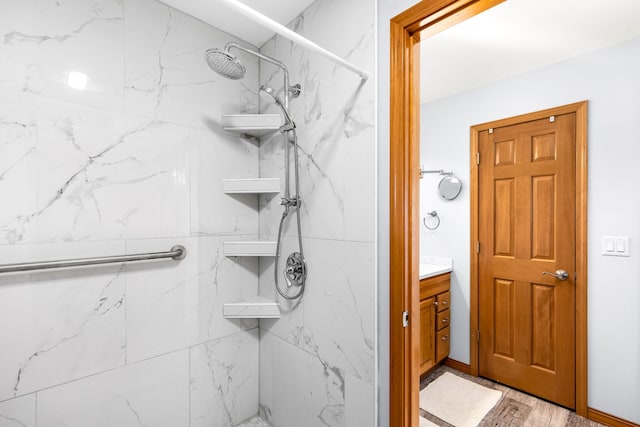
[223,296,280,319]
[223,241,277,257]
[223,178,280,194]
[222,114,281,138]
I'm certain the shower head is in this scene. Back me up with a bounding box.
[205,48,246,80]
[260,85,295,126]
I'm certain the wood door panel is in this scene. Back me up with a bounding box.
[491,258,559,281]
[531,175,555,260]
[494,139,516,166]
[494,179,515,256]
[492,163,557,178]
[532,133,556,162]
[493,278,515,358]
[478,112,576,409]
[531,283,555,370]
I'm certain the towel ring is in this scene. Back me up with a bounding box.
[423,211,440,230]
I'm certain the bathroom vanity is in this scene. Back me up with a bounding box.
[419,265,451,376]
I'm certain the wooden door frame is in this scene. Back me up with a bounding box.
[469,101,589,414]
[389,1,506,426]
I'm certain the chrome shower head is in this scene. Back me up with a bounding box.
[205,48,246,80]
[260,85,294,126]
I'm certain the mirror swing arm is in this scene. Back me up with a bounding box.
[418,166,453,179]
[419,166,462,200]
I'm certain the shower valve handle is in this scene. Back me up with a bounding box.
[279,197,301,208]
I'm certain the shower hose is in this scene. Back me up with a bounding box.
[274,127,306,300]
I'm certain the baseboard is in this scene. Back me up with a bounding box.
[443,358,471,374]
[588,408,639,427]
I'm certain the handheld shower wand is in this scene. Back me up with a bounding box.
[259,85,295,128]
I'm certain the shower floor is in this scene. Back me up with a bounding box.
[237,415,272,427]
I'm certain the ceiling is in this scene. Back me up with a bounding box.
[421,0,640,102]
[158,0,640,102]
[158,0,316,47]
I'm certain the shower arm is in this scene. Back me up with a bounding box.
[226,42,295,200]
[226,43,294,108]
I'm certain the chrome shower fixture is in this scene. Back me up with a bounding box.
[205,42,307,301]
[284,252,307,288]
[205,47,246,80]
[260,85,295,127]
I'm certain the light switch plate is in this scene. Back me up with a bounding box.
[602,236,630,257]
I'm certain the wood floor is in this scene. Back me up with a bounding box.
[420,365,605,427]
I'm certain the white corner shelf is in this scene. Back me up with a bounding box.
[223,178,280,194]
[223,241,277,257]
[223,296,280,319]
[222,114,281,138]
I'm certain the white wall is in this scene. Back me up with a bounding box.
[420,36,640,423]
[0,0,265,425]
[257,0,377,425]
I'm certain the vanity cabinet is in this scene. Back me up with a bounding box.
[419,272,451,376]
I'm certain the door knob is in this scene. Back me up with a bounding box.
[542,269,569,281]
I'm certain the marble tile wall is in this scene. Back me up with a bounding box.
[0,0,264,425]
[257,0,376,425]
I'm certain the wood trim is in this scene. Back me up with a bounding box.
[444,358,471,375]
[389,2,505,426]
[413,0,507,39]
[388,14,419,427]
[470,101,588,131]
[469,101,588,416]
[469,124,480,377]
[575,102,589,416]
[588,408,640,427]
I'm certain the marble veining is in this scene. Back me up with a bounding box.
[0,115,192,244]
[190,330,259,427]
[0,0,377,424]
[0,258,127,401]
[4,17,123,46]
[13,265,124,397]
[257,0,376,424]
[0,0,263,424]
[0,394,35,427]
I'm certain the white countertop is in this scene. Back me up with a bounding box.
[419,256,453,279]
[419,264,452,280]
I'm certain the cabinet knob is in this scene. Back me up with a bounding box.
[441,335,449,341]
[442,300,449,305]
[433,301,438,306]
[442,318,449,323]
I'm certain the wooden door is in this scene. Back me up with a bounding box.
[478,113,576,409]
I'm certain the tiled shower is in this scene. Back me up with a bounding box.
[0,0,375,426]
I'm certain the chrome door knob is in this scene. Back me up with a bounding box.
[542,269,569,281]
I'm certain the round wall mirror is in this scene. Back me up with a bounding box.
[438,175,462,200]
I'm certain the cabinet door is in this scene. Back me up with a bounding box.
[436,326,450,363]
[435,291,450,312]
[420,297,436,374]
[436,309,450,331]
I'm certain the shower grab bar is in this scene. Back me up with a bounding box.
[0,245,186,274]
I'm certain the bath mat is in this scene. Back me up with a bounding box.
[420,416,440,427]
[419,372,502,427]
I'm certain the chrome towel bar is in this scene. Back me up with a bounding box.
[0,245,186,274]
